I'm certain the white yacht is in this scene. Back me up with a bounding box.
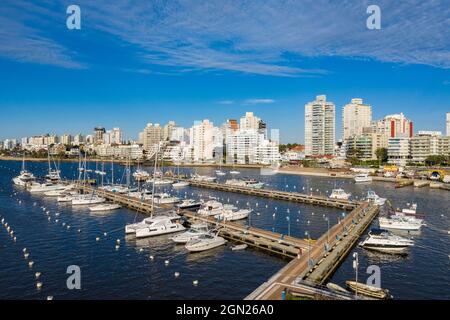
[172,181,190,188]
[366,190,387,206]
[216,208,252,221]
[28,183,66,193]
[176,199,202,210]
[72,194,106,205]
[329,188,351,200]
[400,203,418,215]
[360,228,414,253]
[197,200,225,216]
[379,215,424,231]
[134,215,185,238]
[153,193,180,204]
[171,224,210,243]
[149,178,174,185]
[185,233,227,252]
[354,173,373,183]
[12,156,36,186]
[89,203,121,212]
[191,174,217,182]
[225,179,264,189]
[57,194,75,202]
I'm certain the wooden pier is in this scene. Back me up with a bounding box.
[188,180,358,210]
[246,203,379,300]
[72,181,379,300]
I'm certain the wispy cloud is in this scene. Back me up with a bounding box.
[244,99,275,105]
[217,100,235,105]
[1,0,449,74]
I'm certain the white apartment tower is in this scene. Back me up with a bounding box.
[446,112,450,136]
[141,123,162,151]
[240,112,261,130]
[342,98,372,140]
[305,95,335,156]
[190,120,215,162]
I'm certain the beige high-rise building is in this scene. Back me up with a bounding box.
[140,123,162,151]
[342,98,372,140]
[163,121,176,141]
[305,95,335,156]
[240,112,261,130]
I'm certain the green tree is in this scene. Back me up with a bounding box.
[375,148,388,164]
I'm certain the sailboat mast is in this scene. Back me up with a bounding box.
[150,144,159,218]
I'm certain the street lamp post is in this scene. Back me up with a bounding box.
[353,252,359,299]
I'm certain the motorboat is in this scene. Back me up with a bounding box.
[400,203,418,215]
[231,244,248,251]
[134,215,185,238]
[378,216,424,231]
[89,203,121,212]
[57,194,75,202]
[45,170,61,184]
[197,200,225,216]
[28,183,66,193]
[359,228,414,253]
[153,193,180,204]
[71,194,106,205]
[133,169,150,181]
[329,188,351,200]
[230,170,240,175]
[225,179,264,189]
[171,224,209,243]
[346,281,391,299]
[366,190,386,206]
[44,186,75,197]
[172,181,190,188]
[185,233,227,252]
[354,173,372,183]
[148,178,174,185]
[216,208,252,221]
[176,199,202,210]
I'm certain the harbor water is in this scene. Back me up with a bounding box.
[0,160,449,299]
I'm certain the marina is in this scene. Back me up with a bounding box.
[0,160,449,300]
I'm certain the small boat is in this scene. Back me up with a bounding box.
[215,170,226,176]
[153,193,180,204]
[72,195,106,205]
[176,199,202,210]
[345,281,391,299]
[359,228,414,254]
[326,282,350,294]
[12,156,36,187]
[230,170,240,175]
[225,178,264,189]
[185,233,226,252]
[57,195,75,202]
[171,224,209,243]
[366,190,386,206]
[191,174,217,182]
[231,244,248,251]
[216,208,252,221]
[28,183,67,193]
[329,188,351,200]
[133,169,150,181]
[354,173,372,183]
[89,203,121,212]
[172,181,190,188]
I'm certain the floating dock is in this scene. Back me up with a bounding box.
[188,180,358,210]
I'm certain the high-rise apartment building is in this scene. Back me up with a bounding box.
[163,121,176,141]
[140,123,162,151]
[342,98,372,140]
[446,112,450,136]
[190,120,215,162]
[373,113,413,139]
[304,95,335,156]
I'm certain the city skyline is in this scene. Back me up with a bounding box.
[0,1,449,142]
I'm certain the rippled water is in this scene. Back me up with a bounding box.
[0,160,449,299]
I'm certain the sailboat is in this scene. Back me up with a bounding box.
[12,154,36,187]
[28,149,65,193]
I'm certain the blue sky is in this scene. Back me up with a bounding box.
[0,0,449,143]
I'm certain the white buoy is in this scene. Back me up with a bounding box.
[115,245,120,250]
[13,236,17,241]
[174,272,180,278]
[78,229,81,233]
[28,261,34,267]
[307,220,310,224]
[62,222,66,226]
[67,225,70,229]
[24,253,30,259]
[35,272,41,279]
[47,296,53,300]
[116,239,121,244]
[36,282,43,289]
[149,255,154,260]
[96,237,100,241]
[139,248,144,253]
[23,248,27,253]
[104,232,107,236]
[164,260,170,266]
[55,219,59,223]
[193,280,199,286]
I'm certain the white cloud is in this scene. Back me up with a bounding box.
[244,99,275,105]
[1,0,449,74]
[218,100,235,105]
